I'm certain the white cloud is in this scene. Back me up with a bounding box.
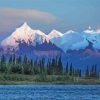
[0,8,56,23]
[0,8,57,36]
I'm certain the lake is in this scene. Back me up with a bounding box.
[0,85,100,100]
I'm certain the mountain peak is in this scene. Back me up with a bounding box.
[64,30,75,34]
[20,22,31,29]
[48,29,63,39]
[84,26,95,34]
[51,30,63,36]
[1,22,49,47]
[23,22,28,26]
[88,26,92,30]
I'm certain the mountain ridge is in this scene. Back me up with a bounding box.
[0,22,100,69]
[1,22,100,52]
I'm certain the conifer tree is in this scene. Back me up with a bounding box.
[0,55,7,72]
[33,59,40,74]
[51,58,56,74]
[57,56,63,74]
[94,65,97,78]
[11,56,22,74]
[79,69,81,77]
[66,62,69,76]
[85,66,89,78]
[90,65,95,78]
[8,55,14,73]
[69,63,73,76]
[47,59,52,75]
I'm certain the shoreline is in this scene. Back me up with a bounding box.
[0,74,100,85]
[0,80,100,85]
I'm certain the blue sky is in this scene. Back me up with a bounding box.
[0,0,100,38]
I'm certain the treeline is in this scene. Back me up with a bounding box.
[85,65,99,78]
[65,63,99,78]
[0,55,63,75]
[0,55,99,78]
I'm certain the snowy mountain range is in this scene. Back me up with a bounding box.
[1,22,100,52]
[0,22,64,57]
[0,22,100,68]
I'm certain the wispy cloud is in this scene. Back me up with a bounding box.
[0,8,57,37]
[0,8,56,23]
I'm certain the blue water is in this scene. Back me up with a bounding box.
[0,85,100,100]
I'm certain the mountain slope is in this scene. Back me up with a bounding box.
[51,27,100,52]
[1,22,49,48]
[48,30,63,40]
[0,22,63,57]
[0,23,100,69]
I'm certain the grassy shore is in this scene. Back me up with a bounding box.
[0,73,100,85]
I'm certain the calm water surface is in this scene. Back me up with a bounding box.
[0,85,100,100]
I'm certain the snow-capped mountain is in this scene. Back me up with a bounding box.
[1,22,49,48]
[50,27,100,52]
[82,27,100,50]
[48,29,63,40]
[1,23,100,53]
[0,23,100,68]
[64,30,75,35]
[51,30,88,52]
[0,22,64,57]
[84,26,100,34]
